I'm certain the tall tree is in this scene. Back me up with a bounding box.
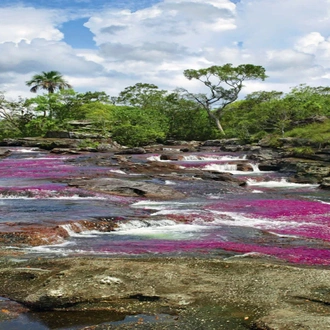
[26,71,72,118]
[26,71,72,94]
[182,63,267,135]
[117,83,167,108]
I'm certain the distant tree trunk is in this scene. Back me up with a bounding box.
[207,110,225,135]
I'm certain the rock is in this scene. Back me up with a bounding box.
[295,162,330,183]
[67,120,93,126]
[0,149,11,157]
[159,154,180,161]
[252,309,330,330]
[68,177,186,199]
[236,162,254,172]
[194,172,246,186]
[320,177,330,189]
[258,162,282,171]
[96,142,122,152]
[0,138,24,146]
[247,145,262,152]
[202,138,241,147]
[115,147,146,155]
[50,148,81,154]
[1,257,330,329]
[44,131,72,138]
[220,145,244,152]
[248,149,279,161]
[0,137,80,150]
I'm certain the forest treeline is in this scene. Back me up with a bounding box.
[0,66,330,147]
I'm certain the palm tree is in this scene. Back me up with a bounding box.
[26,71,72,94]
[26,71,72,118]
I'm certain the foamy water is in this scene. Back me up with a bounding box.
[247,178,319,188]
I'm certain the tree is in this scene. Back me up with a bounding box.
[182,63,267,135]
[117,83,167,108]
[26,71,72,94]
[25,71,72,118]
[0,93,34,137]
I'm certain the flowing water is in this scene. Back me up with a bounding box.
[1,147,330,266]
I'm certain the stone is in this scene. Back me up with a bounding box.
[1,257,330,329]
[115,147,146,154]
[68,177,186,199]
[320,177,330,189]
[0,149,11,157]
[194,172,246,186]
[44,131,72,139]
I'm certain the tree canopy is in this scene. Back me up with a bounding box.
[182,63,267,134]
[26,71,72,94]
[3,66,330,148]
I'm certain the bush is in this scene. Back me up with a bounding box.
[112,124,166,147]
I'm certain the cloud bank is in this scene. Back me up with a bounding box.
[1,0,330,98]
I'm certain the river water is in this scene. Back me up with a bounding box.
[1,147,330,266]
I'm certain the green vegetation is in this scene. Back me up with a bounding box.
[182,64,267,134]
[1,67,330,147]
[285,120,330,148]
[26,71,72,94]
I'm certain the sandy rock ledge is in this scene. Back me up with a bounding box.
[0,256,330,329]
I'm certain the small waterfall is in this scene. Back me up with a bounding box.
[181,154,247,161]
[247,178,319,188]
[202,163,238,172]
[250,163,260,172]
[114,219,176,232]
[60,223,85,236]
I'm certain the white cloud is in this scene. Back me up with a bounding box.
[0,7,65,43]
[1,0,330,99]
[0,39,103,75]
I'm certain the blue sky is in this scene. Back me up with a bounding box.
[1,0,330,99]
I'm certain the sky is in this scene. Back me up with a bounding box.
[1,0,330,99]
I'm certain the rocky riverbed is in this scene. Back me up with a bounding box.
[1,137,330,329]
[1,256,330,329]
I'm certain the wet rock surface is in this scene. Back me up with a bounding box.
[1,257,330,329]
[67,177,186,199]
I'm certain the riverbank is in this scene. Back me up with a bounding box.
[1,255,330,329]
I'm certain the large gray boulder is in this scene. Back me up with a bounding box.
[68,177,186,199]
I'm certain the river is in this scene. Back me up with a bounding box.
[1,146,329,266]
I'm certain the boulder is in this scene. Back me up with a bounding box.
[115,147,146,155]
[202,138,241,147]
[0,149,11,157]
[68,178,186,199]
[50,148,81,154]
[236,162,254,172]
[320,177,330,189]
[194,172,246,186]
[160,154,180,161]
[44,131,72,138]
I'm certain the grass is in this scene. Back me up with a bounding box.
[285,119,330,147]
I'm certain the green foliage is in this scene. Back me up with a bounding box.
[117,83,167,108]
[110,106,168,147]
[285,120,330,147]
[0,93,34,137]
[22,117,59,137]
[4,72,330,148]
[80,102,113,132]
[289,146,315,156]
[77,139,100,149]
[26,71,72,94]
[182,63,267,134]
[112,124,165,147]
